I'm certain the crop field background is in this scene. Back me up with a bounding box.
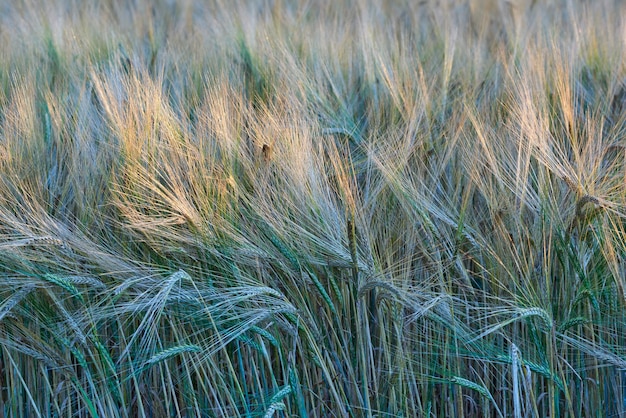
[0,0,626,416]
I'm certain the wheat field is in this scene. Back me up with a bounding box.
[0,0,625,416]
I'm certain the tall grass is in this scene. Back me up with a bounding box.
[0,0,625,416]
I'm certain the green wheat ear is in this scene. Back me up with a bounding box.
[42,273,83,301]
[306,268,337,316]
[263,385,292,418]
[140,345,201,370]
